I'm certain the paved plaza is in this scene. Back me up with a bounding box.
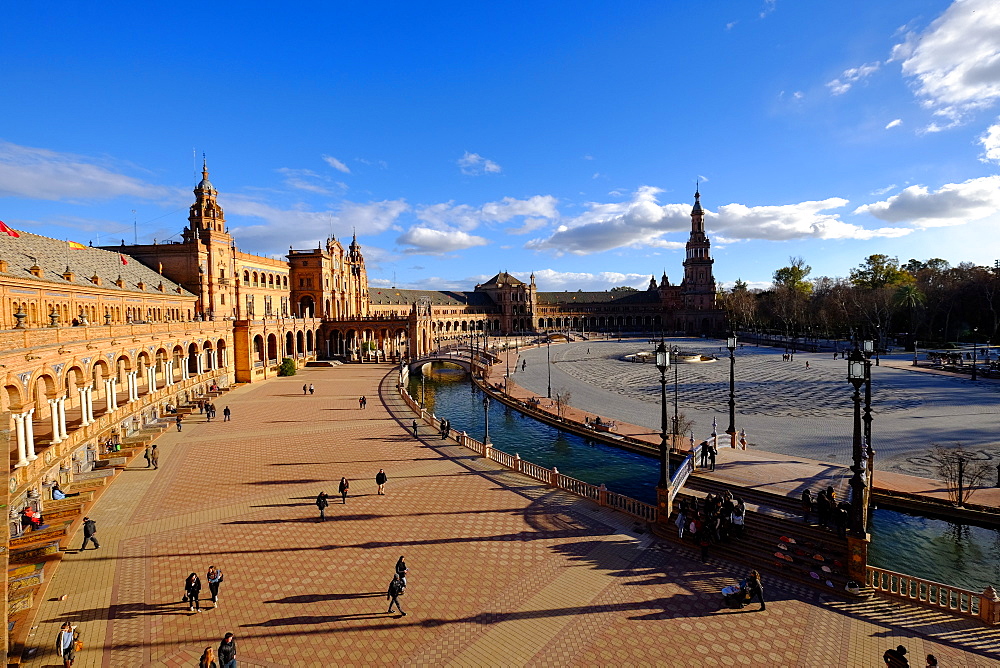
[513,338,1000,479]
[18,363,1000,666]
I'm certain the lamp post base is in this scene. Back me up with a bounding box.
[846,532,870,585]
[656,484,674,532]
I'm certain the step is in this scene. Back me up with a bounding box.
[72,468,116,482]
[44,492,93,511]
[9,522,70,552]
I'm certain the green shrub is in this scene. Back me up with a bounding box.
[278,358,297,376]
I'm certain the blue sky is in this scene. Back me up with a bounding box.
[2,0,999,291]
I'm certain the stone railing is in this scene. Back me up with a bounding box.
[668,449,697,506]
[0,319,232,352]
[866,566,1000,625]
[399,385,658,525]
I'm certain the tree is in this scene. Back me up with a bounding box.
[553,388,572,419]
[927,444,993,505]
[773,257,813,294]
[610,286,638,293]
[277,357,297,376]
[849,254,912,290]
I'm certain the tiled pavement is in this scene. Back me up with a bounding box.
[19,364,1000,667]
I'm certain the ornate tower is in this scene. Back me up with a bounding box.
[680,186,717,311]
[346,233,370,318]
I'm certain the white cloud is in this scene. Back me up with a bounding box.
[885,118,903,129]
[759,0,776,19]
[505,218,549,235]
[396,227,490,254]
[726,21,738,31]
[322,155,351,174]
[0,141,178,202]
[226,196,408,250]
[457,151,502,175]
[871,184,898,196]
[854,175,1000,227]
[894,0,1000,124]
[416,195,558,233]
[530,269,653,291]
[793,91,804,100]
[712,199,908,240]
[276,167,344,195]
[826,62,881,96]
[981,121,1000,162]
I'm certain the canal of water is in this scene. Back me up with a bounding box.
[411,363,1000,592]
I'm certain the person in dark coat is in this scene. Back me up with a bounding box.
[206,565,224,607]
[395,555,408,588]
[150,444,159,470]
[708,442,718,471]
[883,645,909,667]
[315,491,329,521]
[375,470,387,495]
[80,517,99,550]
[176,414,183,432]
[412,419,419,437]
[386,573,406,615]
[185,572,203,612]
[801,489,813,524]
[223,406,231,421]
[816,490,831,528]
[745,570,765,610]
[338,477,350,504]
[217,633,237,668]
[699,442,709,468]
[55,622,80,668]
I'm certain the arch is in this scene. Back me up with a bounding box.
[267,333,278,363]
[296,330,305,355]
[252,271,259,287]
[268,274,275,288]
[306,330,314,352]
[187,343,200,374]
[299,295,315,318]
[3,382,26,413]
[243,270,250,284]
[216,338,227,367]
[252,334,265,366]
[285,331,294,358]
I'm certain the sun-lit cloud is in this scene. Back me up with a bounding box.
[871,184,898,196]
[0,140,179,202]
[711,199,907,241]
[396,226,490,254]
[854,175,1000,227]
[980,121,1000,163]
[416,195,558,233]
[322,155,351,174]
[759,0,776,19]
[885,119,902,129]
[276,167,344,195]
[826,62,881,96]
[892,0,1000,126]
[457,151,502,175]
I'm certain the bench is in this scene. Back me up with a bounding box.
[9,522,72,551]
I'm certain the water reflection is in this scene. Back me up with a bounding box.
[412,363,999,590]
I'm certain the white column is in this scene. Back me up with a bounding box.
[78,388,91,426]
[182,359,190,380]
[222,349,228,367]
[85,386,94,423]
[12,413,28,467]
[48,398,62,445]
[106,378,117,410]
[57,396,68,441]
[25,409,37,461]
[197,353,205,375]
[149,366,158,393]
[129,371,139,401]
[164,361,174,386]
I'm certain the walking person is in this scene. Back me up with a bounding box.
[143,445,152,468]
[309,383,315,395]
[338,477,350,504]
[699,442,709,468]
[303,383,308,395]
[199,647,218,668]
[223,406,231,421]
[745,570,765,611]
[79,517,99,551]
[55,622,80,668]
[395,555,408,589]
[150,444,159,470]
[217,633,237,668]
[412,419,419,438]
[708,442,718,472]
[376,469,387,495]
[359,396,364,409]
[362,395,367,408]
[176,414,183,432]
[206,565,224,607]
[315,491,329,521]
[185,572,203,612]
[883,645,909,667]
[386,573,406,616]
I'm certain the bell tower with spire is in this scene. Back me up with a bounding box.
[680,185,718,312]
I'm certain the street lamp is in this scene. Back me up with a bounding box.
[546,338,552,399]
[726,334,737,447]
[972,327,979,382]
[862,339,873,459]
[672,345,679,439]
[482,395,491,445]
[655,341,670,486]
[847,348,869,536]
[420,369,426,409]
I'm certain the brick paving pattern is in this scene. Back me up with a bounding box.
[18,363,1000,666]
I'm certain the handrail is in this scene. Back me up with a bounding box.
[668,451,696,506]
[866,566,1000,624]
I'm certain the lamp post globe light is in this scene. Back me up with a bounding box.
[726,334,737,447]
[847,348,869,536]
[655,342,670,487]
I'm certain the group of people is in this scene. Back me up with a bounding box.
[387,555,408,615]
[315,471,389,519]
[882,644,938,667]
[197,633,237,668]
[303,383,315,395]
[721,569,766,611]
[439,419,451,439]
[142,444,160,469]
[358,395,368,409]
[698,440,719,471]
[674,490,746,561]
[183,565,225,612]
[801,486,851,538]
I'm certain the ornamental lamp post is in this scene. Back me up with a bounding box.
[546,338,552,399]
[726,334,737,447]
[655,342,670,486]
[482,395,491,445]
[847,348,869,536]
[861,339,873,455]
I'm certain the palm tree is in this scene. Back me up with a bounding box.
[895,284,925,338]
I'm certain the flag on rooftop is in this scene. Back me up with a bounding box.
[68,240,86,249]
[120,253,129,265]
[0,220,20,238]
